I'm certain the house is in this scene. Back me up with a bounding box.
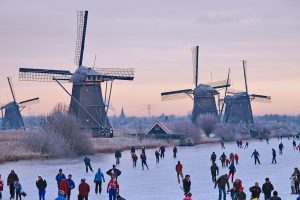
[146,121,172,135]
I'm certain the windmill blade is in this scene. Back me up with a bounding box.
[250,94,271,103]
[74,10,88,67]
[192,46,199,87]
[93,68,135,80]
[19,68,72,82]
[207,79,231,89]
[243,60,249,93]
[161,89,193,101]
[7,77,17,102]
[18,97,40,107]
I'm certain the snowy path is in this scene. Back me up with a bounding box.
[0,138,298,200]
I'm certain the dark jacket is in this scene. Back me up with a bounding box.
[270,196,281,200]
[236,191,246,200]
[115,151,122,158]
[84,157,91,165]
[262,181,274,195]
[210,164,219,175]
[36,179,47,190]
[251,151,260,158]
[79,182,90,197]
[215,175,229,189]
[211,153,217,161]
[183,178,191,192]
[7,172,19,185]
[249,185,261,198]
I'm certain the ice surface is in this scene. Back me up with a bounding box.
[0,138,298,200]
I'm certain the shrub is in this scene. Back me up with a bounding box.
[169,121,201,143]
[213,123,238,141]
[197,114,218,136]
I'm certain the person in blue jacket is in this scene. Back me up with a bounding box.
[66,174,75,200]
[94,168,105,195]
[55,169,66,185]
[55,190,67,200]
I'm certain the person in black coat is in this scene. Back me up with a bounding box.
[249,182,261,199]
[251,149,261,165]
[36,175,47,200]
[7,170,19,200]
[211,152,217,164]
[262,178,274,200]
[173,146,177,158]
[159,146,165,159]
[183,175,191,195]
[271,149,277,164]
[210,163,219,183]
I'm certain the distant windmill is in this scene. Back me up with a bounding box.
[0,77,39,130]
[222,60,271,124]
[161,46,231,123]
[19,11,135,137]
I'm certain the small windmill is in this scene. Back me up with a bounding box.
[222,60,271,124]
[1,77,39,130]
[19,11,135,137]
[161,46,231,123]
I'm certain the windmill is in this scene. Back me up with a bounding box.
[1,77,39,130]
[161,46,231,124]
[222,60,271,124]
[18,11,135,137]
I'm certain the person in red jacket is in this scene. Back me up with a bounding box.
[0,174,3,199]
[235,153,239,165]
[107,177,120,200]
[58,178,70,198]
[183,192,192,200]
[176,161,184,183]
[78,178,90,200]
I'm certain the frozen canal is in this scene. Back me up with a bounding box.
[0,138,298,199]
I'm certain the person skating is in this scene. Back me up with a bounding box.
[228,160,236,183]
[291,167,300,194]
[183,175,191,195]
[229,153,234,161]
[210,163,219,183]
[84,156,93,173]
[249,182,261,200]
[55,169,66,185]
[130,146,135,154]
[231,179,244,199]
[155,150,160,163]
[7,169,19,200]
[221,141,225,149]
[78,178,90,200]
[66,174,75,200]
[173,146,178,158]
[262,178,274,200]
[55,190,67,200]
[251,149,261,165]
[211,152,217,164]
[94,168,105,195]
[107,177,120,200]
[14,180,22,200]
[269,191,281,200]
[236,187,246,200]
[234,153,239,165]
[0,174,3,200]
[266,138,269,144]
[58,177,70,198]
[293,140,297,150]
[239,140,243,149]
[106,165,122,178]
[291,174,297,194]
[131,153,138,168]
[176,161,184,183]
[115,150,122,166]
[36,175,47,200]
[278,142,284,154]
[220,153,227,167]
[244,142,249,149]
[271,149,277,164]
[140,152,149,170]
[183,192,192,200]
[214,174,230,200]
[141,147,146,154]
[159,146,165,158]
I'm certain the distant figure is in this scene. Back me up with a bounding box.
[244,142,249,149]
[210,163,219,183]
[293,140,297,150]
[249,182,261,200]
[262,178,274,200]
[7,170,19,199]
[176,161,184,183]
[36,175,47,200]
[270,191,281,200]
[221,141,225,149]
[55,190,67,200]
[278,142,284,154]
[228,160,236,183]
[58,177,69,198]
[84,156,93,173]
[0,174,3,199]
[55,169,66,185]
[239,140,243,148]
[251,149,261,165]
[107,177,119,200]
[214,174,230,200]
[234,153,239,165]
[271,149,277,164]
[66,174,75,200]
[142,147,146,154]
[115,150,122,166]
[130,146,135,154]
[159,146,166,158]
[131,154,138,168]
[229,153,234,161]
[173,146,178,158]
[266,138,269,144]
[210,152,217,164]
[78,178,90,200]
[140,152,149,170]
[106,165,122,178]
[155,151,160,163]
[220,153,227,167]
[183,175,191,195]
[94,168,105,195]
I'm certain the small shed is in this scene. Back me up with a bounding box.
[146,121,172,135]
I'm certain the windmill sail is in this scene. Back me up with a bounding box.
[19,68,72,82]
[207,79,231,89]
[18,97,40,107]
[74,10,88,67]
[192,46,199,88]
[93,68,135,80]
[7,77,17,102]
[161,89,194,101]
